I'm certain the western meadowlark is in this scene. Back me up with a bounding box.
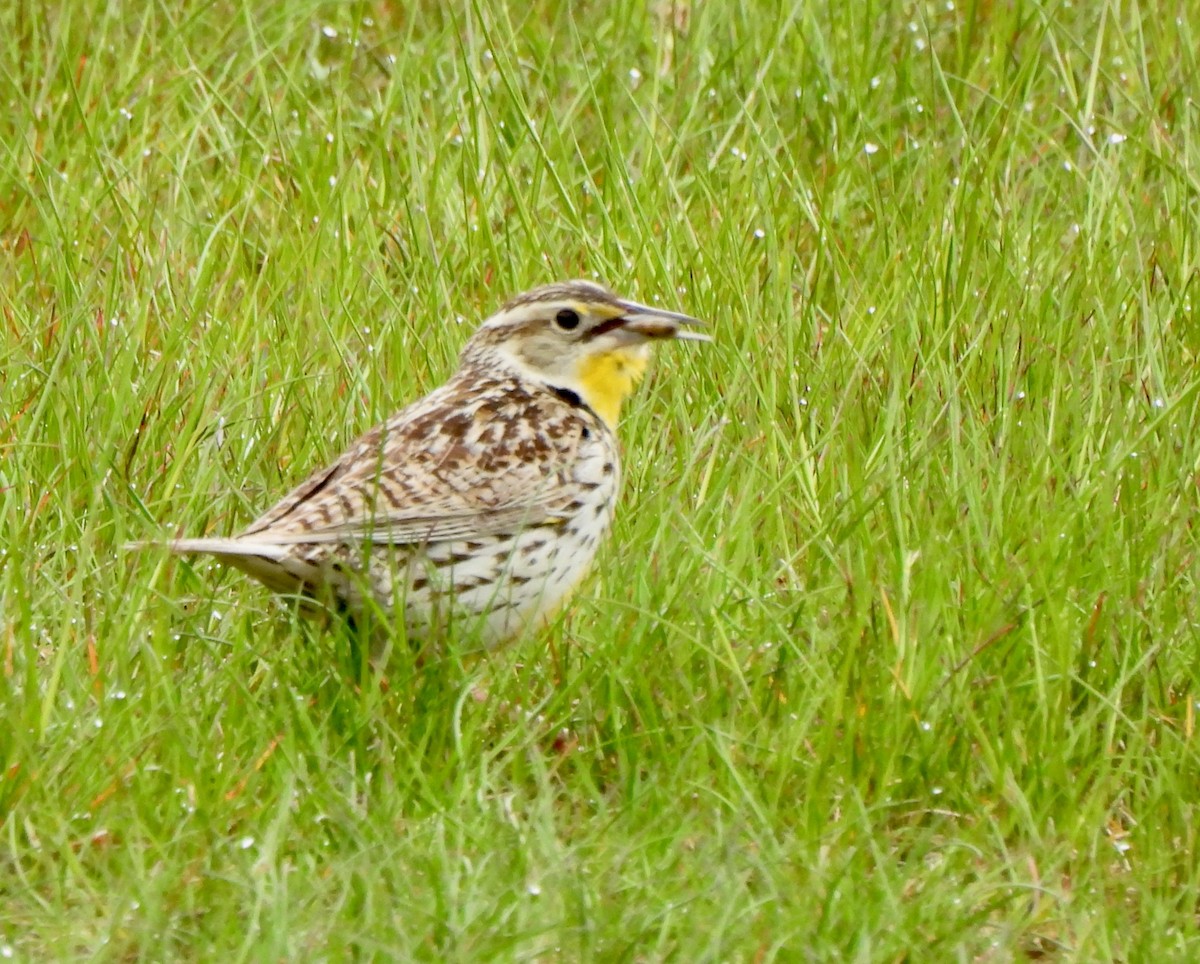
[150,280,705,647]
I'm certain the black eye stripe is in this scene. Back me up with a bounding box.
[556,308,580,330]
[583,317,626,339]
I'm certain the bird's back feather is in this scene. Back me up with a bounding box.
[238,369,608,546]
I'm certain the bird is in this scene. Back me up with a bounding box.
[144,280,706,649]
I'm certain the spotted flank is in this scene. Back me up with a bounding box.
[141,280,705,648]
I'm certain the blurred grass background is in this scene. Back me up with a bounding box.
[3,0,1200,958]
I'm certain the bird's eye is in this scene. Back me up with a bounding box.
[555,308,580,330]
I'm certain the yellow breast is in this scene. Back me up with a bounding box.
[575,348,650,428]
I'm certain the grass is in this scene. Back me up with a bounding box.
[3,0,1200,958]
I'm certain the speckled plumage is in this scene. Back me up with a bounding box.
[160,280,705,647]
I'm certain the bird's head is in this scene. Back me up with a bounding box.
[462,280,707,427]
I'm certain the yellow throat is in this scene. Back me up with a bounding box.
[575,348,650,428]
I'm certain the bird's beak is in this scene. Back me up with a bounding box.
[612,299,711,343]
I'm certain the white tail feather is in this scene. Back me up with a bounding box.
[124,537,290,561]
[169,537,291,560]
[126,537,317,596]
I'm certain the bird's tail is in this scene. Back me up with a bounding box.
[126,537,316,596]
[124,537,290,560]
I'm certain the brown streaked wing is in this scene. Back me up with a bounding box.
[239,374,594,546]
